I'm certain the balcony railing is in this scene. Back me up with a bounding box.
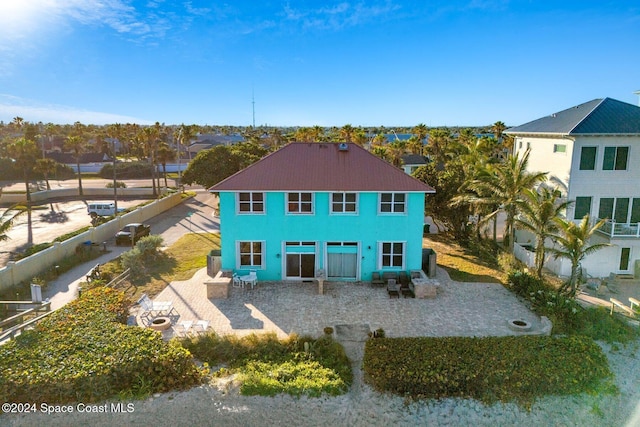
[596,218,640,238]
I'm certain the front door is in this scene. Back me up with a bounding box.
[286,254,315,278]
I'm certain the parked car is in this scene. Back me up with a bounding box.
[88,202,125,217]
[115,223,151,245]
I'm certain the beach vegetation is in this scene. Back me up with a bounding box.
[364,335,615,408]
[0,287,204,404]
[181,332,352,397]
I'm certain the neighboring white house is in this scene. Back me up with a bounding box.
[506,97,640,279]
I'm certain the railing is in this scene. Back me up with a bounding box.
[596,218,640,238]
[106,268,131,289]
[0,301,53,343]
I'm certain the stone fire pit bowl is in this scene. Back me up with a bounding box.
[149,316,172,331]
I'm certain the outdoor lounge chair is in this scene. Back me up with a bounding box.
[400,281,414,298]
[137,294,174,324]
[387,279,400,298]
[371,272,384,287]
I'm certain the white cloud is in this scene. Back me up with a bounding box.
[283,1,401,31]
[0,94,152,125]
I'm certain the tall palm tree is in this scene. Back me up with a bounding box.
[141,126,160,196]
[64,135,87,197]
[7,138,38,245]
[156,142,176,188]
[412,123,429,143]
[465,149,547,252]
[35,158,58,190]
[516,187,572,278]
[339,124,355,143]
[548,214,609,296]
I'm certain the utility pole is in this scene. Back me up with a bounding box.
[252,88,256,127]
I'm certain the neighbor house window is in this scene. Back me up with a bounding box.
[579,146,597,170]
[553,144,566,153]
[599,198,630,223]
[287,192,313,214]
[238,192,264,213]
[331,192,357,213]
[379,193,406,213]
[379,242,405,269]
[574,197,592,220]
[603,146,629,170]
[237,241,264,268]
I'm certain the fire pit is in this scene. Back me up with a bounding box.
[149,316,171,331]
[507,318,532,332]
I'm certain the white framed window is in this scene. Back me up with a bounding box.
[237,241,264,268]
[331,192,358,213]
[379,193,406,213]
[553,144,566,153]
[238,192,264,213]
[287,192,313,214]
[378,241,405,269]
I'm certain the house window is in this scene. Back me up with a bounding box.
[574,197,591,220]
[238,192,264,213]
[379,242,405,269]
[331,192,357,213]
[379,193,406,213]
[632,198,640,223]
[238,241,264,268]
[579,146,597,170]
[599,198,631,223]
[287,192,313,214]
[603,146,629,170]
[553,144,566,153]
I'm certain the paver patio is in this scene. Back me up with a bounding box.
[142,266,544,339]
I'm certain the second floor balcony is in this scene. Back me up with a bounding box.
[596,218,640,238]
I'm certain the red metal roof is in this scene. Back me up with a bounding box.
[210,142,435,192]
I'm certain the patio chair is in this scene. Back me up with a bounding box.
[232,274,244,289]
[173,320,193,337]
[192,320,210,334]
[387,279,400,298]
[244,270,258,289]
[399,271,410,287]
[400,281,414,298]
[137,294,174,324]
[371,272,384,287]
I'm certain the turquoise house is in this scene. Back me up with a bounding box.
[209,142,435,281]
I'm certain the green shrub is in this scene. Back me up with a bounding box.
[100,162,153,179]
[181,332,352,397]
[508,271,639,341]
[364,336,615,407]
[120,235,164,279]
[0,287,203,404]
[105,181,127,188]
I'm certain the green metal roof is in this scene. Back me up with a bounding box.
[506,98,640,135]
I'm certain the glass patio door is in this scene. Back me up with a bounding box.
[286,254,315,278]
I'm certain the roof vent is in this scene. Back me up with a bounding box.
[338,143,349,151]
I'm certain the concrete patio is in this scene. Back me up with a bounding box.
[139,266,546,339]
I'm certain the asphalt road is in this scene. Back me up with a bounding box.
[0,187,219,269]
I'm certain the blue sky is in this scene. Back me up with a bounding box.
[0,1,638,127]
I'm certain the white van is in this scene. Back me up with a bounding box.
[87,202,121,217]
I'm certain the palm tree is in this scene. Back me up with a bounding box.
[516,187,572,278]
[465,149,547,252]
[547,214,609,296]
[339,124,355,143]
[156,142,176,188]
[35,158,58,190]
[64,135,87,197]
[0,203,25,243]
[7,138,38,245]
[412,123,429,143]
[490,121,507,141]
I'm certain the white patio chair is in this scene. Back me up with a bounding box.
[173,320,193,337]
[232,274,244,289]
[192,320,210,335]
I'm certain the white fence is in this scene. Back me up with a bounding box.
[0,187,165,205]
[513,242,568,277]
[0,192,183,291]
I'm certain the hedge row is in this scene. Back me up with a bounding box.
[0,287,203,404]
[364,335,614,406]
[99,162,154,179]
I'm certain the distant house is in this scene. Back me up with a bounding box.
[209,142,435,281]
[507,97,640,278]
[188,133,245,157]
[45,152,113,173]
[400,154,428,175]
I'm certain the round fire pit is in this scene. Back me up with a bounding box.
[149,316,171,331]
[507,318,532,332]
